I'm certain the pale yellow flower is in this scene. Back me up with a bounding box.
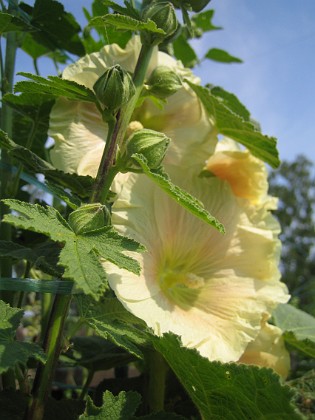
[206,137,269,205]
[48,37,216,176]
[238,321,290,379]
[104,167,289,362]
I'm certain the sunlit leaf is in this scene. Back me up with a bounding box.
[2,200,144,299]
[187,81,280,167]
[205,48,243,63]
[154,333,300,419]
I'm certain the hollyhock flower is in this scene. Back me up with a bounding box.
[238,321,290,379]
[103,167,289,362]
[48,37,216,177]
[205,137,269,205]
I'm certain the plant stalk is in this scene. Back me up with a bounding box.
[26,294,72,420]
[147,350,168,412]
[89,42,155,203]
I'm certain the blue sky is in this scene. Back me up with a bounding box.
[15,0,315,164]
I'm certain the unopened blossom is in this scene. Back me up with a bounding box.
[104,168,289,362]
[206,137,269,205]
[238,321,290,379]
[48,37,216,177]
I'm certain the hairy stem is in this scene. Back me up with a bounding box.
[89,42,155,203]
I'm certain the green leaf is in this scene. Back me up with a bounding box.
[80,390,141,419]
[210,86,251,121]
[89,14,166,34]
[273,304,315,342]
[187,81,280,168]
[173,34,198,68]
[2,200,144,299]
[15,73,97,103]
[20,0,85,56]
[77,296,148,359]
[205,48,243,63]
[3,92,54,160]
[132,154,225,233]
[0,241,35,261]
[63,336,135,371]
[191,9,222,33]
[154,333,300,419]
[283,331,315,358]
[0,130,94,198]
[273,304,315,357]
[0,12,33,34]
[0,300,46,374]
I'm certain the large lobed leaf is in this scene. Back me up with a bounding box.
[0,301,46,374]
[187,81,280,168]
[154,334,300,419]
[2,200,144,300]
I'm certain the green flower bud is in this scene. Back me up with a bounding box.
[141,1,178,45]
[124,128,170,170]
[93,65,135,113]
[68,203,110,235]
[147,66,182,99]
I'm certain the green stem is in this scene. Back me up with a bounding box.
[89,42,154,203]
[26,294,72,420]
[89,117,117,203]
[0,1,18,285]
[79,368,94,401]
[147,350,168,412]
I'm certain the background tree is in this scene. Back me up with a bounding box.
[269,155,315,316]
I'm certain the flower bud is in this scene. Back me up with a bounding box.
[68,203,110,235]
[141,1,178,45]
[147,66,182,99]
[124,129,170,170]
[93,65,135,113]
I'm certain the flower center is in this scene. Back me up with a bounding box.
[159,269,205,309]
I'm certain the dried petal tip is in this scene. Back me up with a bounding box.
[147,66,182,99]
[68,203,110,235]
[93,64,135,113]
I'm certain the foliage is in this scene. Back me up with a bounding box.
[0,0,312,419]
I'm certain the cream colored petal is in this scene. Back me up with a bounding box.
[238,322,290,379]
[105,167,289,362]
[49,99,106,174]
[49,36,215,175]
